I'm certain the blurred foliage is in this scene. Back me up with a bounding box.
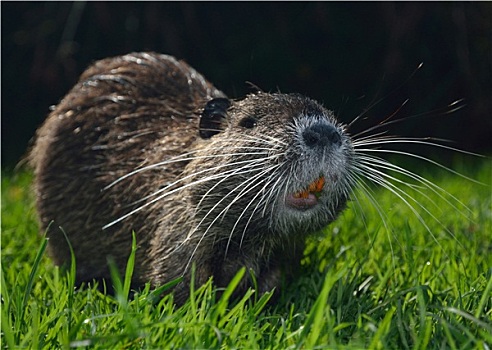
[2,2,491,167]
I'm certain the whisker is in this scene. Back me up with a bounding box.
[124,151,279,207]
[354,145,484,185]
[222,166,279,258]
[125,158,278,265]
[228,164,281,247]
[261,167,287,218]
[347,62,424,129]
[348,172,397,268]
[351,161,465,252]
[102,156,277,229]
[353,137,482,159]
[183,163,280,273]
[195,156,280,212]
[355,154,473,217]
[238,132,288,147]
[237,169,286,251]
[104,146,278,190]
[350,98,466,140]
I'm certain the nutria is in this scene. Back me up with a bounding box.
[29,52,355,303]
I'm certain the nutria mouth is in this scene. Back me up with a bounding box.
[285,175,325,210]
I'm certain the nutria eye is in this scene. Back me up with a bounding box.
[239,117,257,129]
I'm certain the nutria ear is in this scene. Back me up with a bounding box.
[199,98,231,139]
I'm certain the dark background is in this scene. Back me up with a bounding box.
[2,2,491,168]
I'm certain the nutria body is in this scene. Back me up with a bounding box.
[30,52,355,303]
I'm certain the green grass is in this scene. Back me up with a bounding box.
[2,158,491,349]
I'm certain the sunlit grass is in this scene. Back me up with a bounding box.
[1,158,491,349]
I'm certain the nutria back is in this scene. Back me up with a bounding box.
[30,52,355,303]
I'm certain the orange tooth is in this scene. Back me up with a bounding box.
[315,176,325,192]
[293,176,325,199]
[308,176,325,193]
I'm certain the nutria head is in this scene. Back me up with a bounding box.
[182,92,354,257]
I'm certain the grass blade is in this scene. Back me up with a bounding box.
[474,272,492,320]
[123,231,137,301]
[20,236,48,322]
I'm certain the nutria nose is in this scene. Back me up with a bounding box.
[302,123,342,148]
